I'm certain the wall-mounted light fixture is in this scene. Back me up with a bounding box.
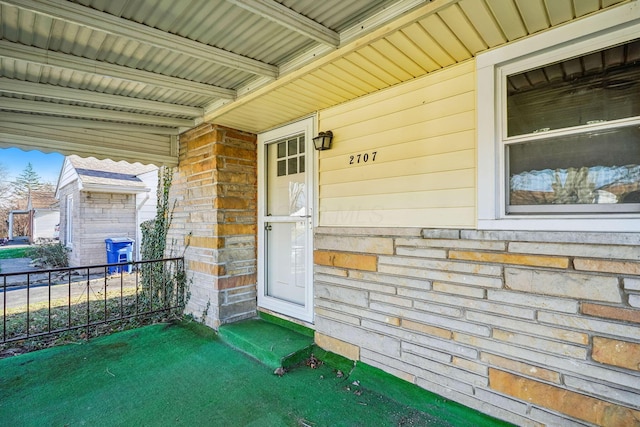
[313,130,333,151]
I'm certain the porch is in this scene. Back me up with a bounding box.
[1,2,638,426]
[0,316,509,427]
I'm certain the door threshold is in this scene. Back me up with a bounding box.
[258,308,314,337]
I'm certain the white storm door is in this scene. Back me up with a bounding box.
[257,118,314,323]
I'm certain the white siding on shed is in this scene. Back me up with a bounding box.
[135,169,158,260]
[55,158,79,198]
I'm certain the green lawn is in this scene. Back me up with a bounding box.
[0,247,30,259]
[0,246,31,273]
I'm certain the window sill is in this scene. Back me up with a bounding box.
[478,217,640,233]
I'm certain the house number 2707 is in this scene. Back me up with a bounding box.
[349,152,377,165]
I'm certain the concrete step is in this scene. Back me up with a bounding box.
[218,317,314,370]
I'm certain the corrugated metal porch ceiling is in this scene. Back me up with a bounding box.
[0,0,630,165]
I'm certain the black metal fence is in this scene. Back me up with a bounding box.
[1,257,185,345]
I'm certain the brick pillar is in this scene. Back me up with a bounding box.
[169,124,257,328]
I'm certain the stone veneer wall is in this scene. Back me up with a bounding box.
[169,124,257,328]
[313,227,640,427]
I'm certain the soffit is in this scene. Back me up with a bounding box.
[0,0,631,164]
[0,0,409,164]
[210,0,631,132]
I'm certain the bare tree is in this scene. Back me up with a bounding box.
[0,163,11,237]
[5,163,48,239]
[0,162,11,209]
[0,163,55,239]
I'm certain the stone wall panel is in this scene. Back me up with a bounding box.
[313,227,640,427]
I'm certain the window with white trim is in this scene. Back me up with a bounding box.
[65,194,73,248]
[505,39,639,214]
[477,4,640,232]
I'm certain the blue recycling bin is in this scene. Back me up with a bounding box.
[105,237,134,274]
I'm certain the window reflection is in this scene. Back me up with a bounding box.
[505,39,640,212]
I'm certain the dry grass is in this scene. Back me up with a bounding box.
[3,286,138,316]
[1,276,181,358]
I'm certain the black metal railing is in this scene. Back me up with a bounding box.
[1,257,185,345]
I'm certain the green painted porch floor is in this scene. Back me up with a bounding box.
[0,320,512,426]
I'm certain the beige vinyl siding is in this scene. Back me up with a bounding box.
[318,60,476,228]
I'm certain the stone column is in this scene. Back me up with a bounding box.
[169,124,257,328]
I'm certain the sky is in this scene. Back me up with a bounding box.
[0,147,65,185]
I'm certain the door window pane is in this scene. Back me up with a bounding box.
[288,138,298,155]
[267,134,307,216]
[288,157,297,175]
